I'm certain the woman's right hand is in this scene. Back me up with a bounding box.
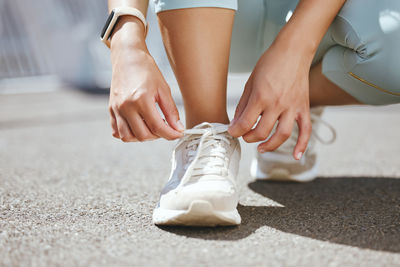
[108,17,184,142]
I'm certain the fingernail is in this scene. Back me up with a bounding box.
[177,120,185,131]
[296,152,303,160]
[258,148,265,153]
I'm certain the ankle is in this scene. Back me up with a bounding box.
[185,114,230,129]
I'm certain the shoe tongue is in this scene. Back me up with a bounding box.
[192,122,229,131]
[209,122,229,127]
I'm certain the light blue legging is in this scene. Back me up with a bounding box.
[154,0,400,105]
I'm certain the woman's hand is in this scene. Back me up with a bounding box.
[228,0,345,160]
[228,39,313,160]
[108,17,184,142]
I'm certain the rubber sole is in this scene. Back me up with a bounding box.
[153,200,241,226]
[250,158,318,183]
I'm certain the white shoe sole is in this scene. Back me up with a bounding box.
[153,200,241,226]
[250,158,318,183]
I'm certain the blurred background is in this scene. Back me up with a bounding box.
[0,0,267,95]
[0,0,178,94]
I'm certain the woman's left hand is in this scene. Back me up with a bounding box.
[228,39,313,160]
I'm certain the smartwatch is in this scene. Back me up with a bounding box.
[101,7,148,48]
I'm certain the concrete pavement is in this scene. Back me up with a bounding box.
[1,89,400,266]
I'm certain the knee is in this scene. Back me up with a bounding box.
[330,0,400,59]
[329,0,400,84]
[331,0,398,60]
[330,20,380,60]
[330,18,376,60]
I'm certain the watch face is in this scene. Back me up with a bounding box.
[101,10,115,39]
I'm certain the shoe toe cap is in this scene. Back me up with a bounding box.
[159,179,238,211]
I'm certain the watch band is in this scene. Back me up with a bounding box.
[101,7,148,48]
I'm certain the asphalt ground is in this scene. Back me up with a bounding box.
[1,88,400,266]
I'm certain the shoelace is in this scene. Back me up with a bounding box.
[176,122,231,185]
[278,114,337,154]
[310,114,337,145]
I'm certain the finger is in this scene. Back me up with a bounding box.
[140,100,183,140]
[114,110,138,142]
[228,96,262,138]
[109,107,120,139]
[242,111,277,143]
[232,76,253,124]
[158,87,185,132]
[293,112,312,160]
[125,112,159,142]
[257,112,295,152]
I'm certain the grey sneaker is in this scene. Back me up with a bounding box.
[250,108,336,182]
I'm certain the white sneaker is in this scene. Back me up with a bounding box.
[153,122,241,226]
[250,108,336,182]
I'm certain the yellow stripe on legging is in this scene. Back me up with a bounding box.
[348,72,400,96]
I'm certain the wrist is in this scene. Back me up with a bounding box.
[110,16,147,51]
[276,27,317,62]
[111,46,151,70]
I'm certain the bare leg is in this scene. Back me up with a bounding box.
[157,8,235,128]
[309,62,363,107]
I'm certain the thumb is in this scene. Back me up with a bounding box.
[158,87,184,132]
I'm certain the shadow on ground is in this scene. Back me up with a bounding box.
[159,177,400,253]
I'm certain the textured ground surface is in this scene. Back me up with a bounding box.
[1,89,400,266]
